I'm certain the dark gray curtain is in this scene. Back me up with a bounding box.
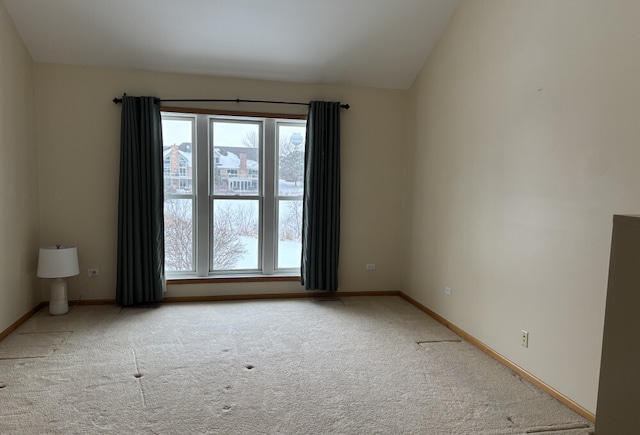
[301,101,341,291]
[116,96,165,306]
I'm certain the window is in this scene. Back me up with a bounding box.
[161,110,306,277]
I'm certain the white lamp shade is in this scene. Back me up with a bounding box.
[37,246,79,278]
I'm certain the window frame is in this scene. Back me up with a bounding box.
[161,107,306,279]
[162,114,197,274]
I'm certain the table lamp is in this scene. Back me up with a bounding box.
[37,245,79,315]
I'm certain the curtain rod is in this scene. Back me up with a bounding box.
[112,95,349,109]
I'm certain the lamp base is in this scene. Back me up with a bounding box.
[49,278,69,315]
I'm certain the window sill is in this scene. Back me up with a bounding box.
[167,275,301,285]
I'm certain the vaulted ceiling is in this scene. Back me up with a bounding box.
[3,0,460,90]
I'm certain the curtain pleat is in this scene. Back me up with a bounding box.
[116,96,165,306]
[301,101,341,291]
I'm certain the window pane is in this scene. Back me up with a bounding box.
[278,124,305,197]
[212,199,259,270]
[278,200,302,269]
[212,121,260,196]
[162,118,194,195]
[164,199,193,272]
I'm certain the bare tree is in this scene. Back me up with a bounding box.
[229,202,259,237]
[279,133,305,187]
[241,130,259,148]
[164,199,193,271]
[279,200,303,241]
[164,199,251,271]
[213,203,248,269]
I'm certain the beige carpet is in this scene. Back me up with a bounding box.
[0,296,594,434]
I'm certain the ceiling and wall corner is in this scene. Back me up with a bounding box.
[2,0,460,90]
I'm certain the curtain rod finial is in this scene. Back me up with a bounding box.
[113,93,127,104]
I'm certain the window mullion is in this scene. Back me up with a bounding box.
[262,119,276,275]
[195,114,209,276]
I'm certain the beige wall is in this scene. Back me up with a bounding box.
[0,2,40,331]
[407,0,640,413]
[34,64,409,300]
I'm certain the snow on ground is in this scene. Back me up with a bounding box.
[233,236,300,270]
[278,179,303,196]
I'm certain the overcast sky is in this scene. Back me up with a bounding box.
[162,118,257,148]
[162,118,305,148]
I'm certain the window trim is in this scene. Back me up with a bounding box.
[162,114,197,274]
[167,275,300,285]
[161,106,307,120]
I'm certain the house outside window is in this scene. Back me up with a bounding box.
[163,144,193,194]
[161,111,306,277]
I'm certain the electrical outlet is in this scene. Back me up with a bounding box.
[445,287,452,296]
[521,330,529,348]
[87,268,100,277]
[366,264,376,271]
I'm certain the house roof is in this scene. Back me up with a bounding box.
[215,148,258,171]
[163,147,192,166]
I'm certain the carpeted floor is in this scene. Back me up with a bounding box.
[0,296,594,434]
